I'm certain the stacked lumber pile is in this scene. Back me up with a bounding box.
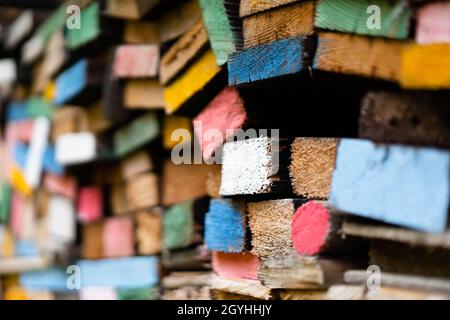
[0,0,449,300]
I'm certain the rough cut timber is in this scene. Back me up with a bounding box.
[161,160,211,206]
[326,285,366,300]
[314,31,405,82]
[289,138,338,199]
[206,164,222,198]
[113,113,159,158]
[113,45,159,78]
[125,173,159,211]
[369,240,450,278]
[123,21,159,44]
[136,209,162,255]
[193,86,247,161]
[210,275,272,300]
[159,20,209,85]
[315,0,411,40]
[161,246,210,271]
[359,91,450,148]
[163,199,208,250]
[344,270,450,293]
[106,0,159,19]
[258,254,360,289]
[248,199,298,260]
[43,173,77,200]
[243,0,315,49]
[103,217,135,258]
[86,101,112,134]
[416,2,450,45]
[162,115,192,150]
[123,79,165,109]
[365,286,450,300]
[77,186,103,223]
[51,107,88,141]
[329,139,450,233]
[400,44,450,89]
[164,49,222,114]
[220,137,291,196]
[212,252,260,280]
[77,256,159,288]
[279,289,327,300]
[199,0,242,66]
[120,150,153,181]
[204,198,246,253]
[342,221,450,250]
[228,36,314,85]
[162,272,211,300]
[110,182,130,215]
[53,58,106,106]
[81,222,104,259]
[291,201,365,256]
[239,0,299,17]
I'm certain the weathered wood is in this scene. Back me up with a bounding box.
[125,173,159,211]
[220,137,291,196]
[161,246,210,271]
[51,106,89,140]
[81,222,104,259]
[162,115,193,150]
[359,91,450,148]
[289,138,338,199]
[329,139,450,233]
[164,49,221,114]
[206,164,221,198]
[204,198,246,253]
[314,32,406,82]
[212,252,260,280]
[120,150,153,181]
[400,43,450,89]
[86,101,112,133]
[123,79,164,109]
[243,1,315,49]
[159,20,209,84]
[199,0,242,65]
[43,173,77,199]
[279,289,327,300]
[136,209,162,255]
[103,216,135,258]
[228,36,314,85]
[326,285,366,300]
[113,112,159,158]
[416,2,450,45]
[110,182,130,215]
[162,271,211,289]
[210,275,272,300]
[106,0,159,19]
[113,45,160,78]
[342,221,450,249]
[315,0,411,40]
[239,0,299,17]
[124,21,159,44]
[161,160,211,206]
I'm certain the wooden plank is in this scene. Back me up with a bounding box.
[228,36,314,85]
[243,1,315,49]
[279,289,327,300]
[161,160,210,206]
[199,0,241,65]
[113,113,159,158]
[106,0,159,19]
[193,86,247,161]
[416,2,450,45]
[66,2,101,49]
[342,221,450,249]
[125,173,159,211]
[204,198,246,253]
[314,32,406,82]
[248,199,297,260]
[77,186,103,223]
[400,44,450,89]
[212,252,260,280]
[162,115,192,150]
[210,275,272,300]
[315,0,411,40]
[359,91,450,148]
[86,101,112,133]
[164,49,221,114]
[329,139,450,233]
[289,138,338,199]
[43,173,77,200]
[123,79,164,109]
[77,257,159,288]
[110,182,130,215]
[239,0,299,17]
[51,106,89,141]
[220,137,291,196]
[159,20,209,84]
[206,164,221,198]
[344,270,450,293]
[124,21,159,44]
[81,222,104,259]
[103,217,135,258]
[136,209,162,255]
[120,150,153,181]
[113,45,160,78]
[326,285,366,300]
[158,0,201,43]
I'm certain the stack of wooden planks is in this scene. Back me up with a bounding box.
[0,0,449,300]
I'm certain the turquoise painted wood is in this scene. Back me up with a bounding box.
[204,198,246,253]
[228,37,309,85]
[77,256,159,289]
[54,59,87,105]
[329,139,450,233]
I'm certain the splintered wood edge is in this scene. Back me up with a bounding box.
[209,274,272,300]
[239,0,300,18]
[342,221,450,249]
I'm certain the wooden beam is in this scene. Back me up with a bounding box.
[103,216,135,258]
[158,0,201,43]
[119,150,153,181]
[77,186,103,223]
[210,275,273,300]
[243,0,315,49]
[239,0,299,17]
[125,173,159,211]
[113,44,160,78]
[212,252,260,280]
[123,79,164,109]
[81,221,104,259]
[106,0,159,20]
[136,209,162,255]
